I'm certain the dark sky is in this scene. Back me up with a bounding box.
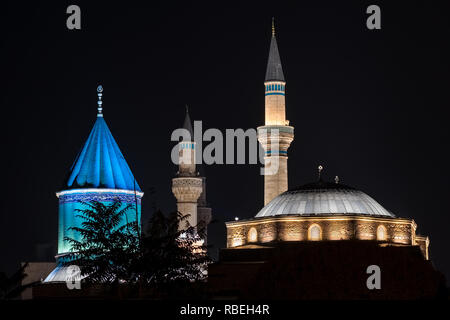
[1,1,450,283]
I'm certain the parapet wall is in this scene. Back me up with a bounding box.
[226,215,429,259]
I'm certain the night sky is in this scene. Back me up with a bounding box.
[2,1,450,284]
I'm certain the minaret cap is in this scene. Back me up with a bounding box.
[97,85,103,117]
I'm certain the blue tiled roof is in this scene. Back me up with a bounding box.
[65,116,141,191]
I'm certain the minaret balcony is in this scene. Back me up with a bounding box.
[172,177,203,202]
[257,125,294,154]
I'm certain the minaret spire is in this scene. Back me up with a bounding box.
[97,85,103,117]
[183,104,194,140]
[265,20,284,82]
[258,20,294,205]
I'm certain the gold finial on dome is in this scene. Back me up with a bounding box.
[318,165,323,180]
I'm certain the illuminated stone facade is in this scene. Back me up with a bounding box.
[226,215,429,259]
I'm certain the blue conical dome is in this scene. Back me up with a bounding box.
[65,116,141,191]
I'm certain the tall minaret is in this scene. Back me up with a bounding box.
[172,107,203,231]
[258,19,294,205]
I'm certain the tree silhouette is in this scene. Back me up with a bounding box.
[64,200,210,286]
[134,210,210,285]
[64,200,139,283]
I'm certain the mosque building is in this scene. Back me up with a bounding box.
[44,86,143,282]
[35,20,442,299]
[204,21,445,299]
[224,21,430,258]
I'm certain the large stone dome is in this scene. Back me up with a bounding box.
[255,180,395,218]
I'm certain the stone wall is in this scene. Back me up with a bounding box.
[226,215,428,258]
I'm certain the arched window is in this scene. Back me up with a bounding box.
[248,227,258,243]
[377,225,387,241]
[308,224,322,241]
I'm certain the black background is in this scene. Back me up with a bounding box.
[1,0,450,285]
